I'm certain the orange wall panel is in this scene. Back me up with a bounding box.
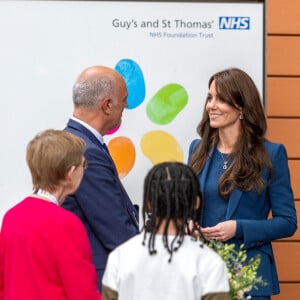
[267,0,300,34]
[267,0,300,295]
[271,283,300,300]
[267,36,300,75]
[267,119,300,158]
[267,77,300,117]
[273,242,300,281]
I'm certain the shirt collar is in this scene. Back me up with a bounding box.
[71,116,104,144]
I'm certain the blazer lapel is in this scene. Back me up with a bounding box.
[226,188,243,219]
[67,119,119,175]
[67,119,103,148]
[199,148,214,192]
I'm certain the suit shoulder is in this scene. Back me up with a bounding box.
[263,141,287,156]
[189,138,201,153]
[55,206,85,229]
[263,141,289,166]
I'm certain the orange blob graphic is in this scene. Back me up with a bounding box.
[107,137,136,179]
[140,130,184,164]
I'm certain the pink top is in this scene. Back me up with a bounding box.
[0,196,101,300]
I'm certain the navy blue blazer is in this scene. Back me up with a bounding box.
[63,119,139,291]
[188,139,297,296]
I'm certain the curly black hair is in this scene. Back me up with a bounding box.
[142,162,202,262]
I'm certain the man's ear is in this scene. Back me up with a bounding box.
[101,98,113,115]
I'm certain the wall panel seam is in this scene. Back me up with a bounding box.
[267,75,300,78]
[268,34,300,37]
[267,116,300,119]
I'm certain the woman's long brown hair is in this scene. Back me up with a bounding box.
[190,68,272,198]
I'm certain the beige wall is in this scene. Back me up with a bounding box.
[266,0,300,299]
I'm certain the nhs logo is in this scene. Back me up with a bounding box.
[219,17,250,30]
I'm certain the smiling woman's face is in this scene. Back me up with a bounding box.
[206,80,241,131]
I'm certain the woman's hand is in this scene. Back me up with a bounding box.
[201,220,236,242]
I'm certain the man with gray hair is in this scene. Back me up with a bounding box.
[62,66,139,291]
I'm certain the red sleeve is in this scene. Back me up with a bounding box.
[51,212,101,300]
[0,229,4,300]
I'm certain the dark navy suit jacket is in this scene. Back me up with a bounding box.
[188,139,297,296]
[63,119,139,291]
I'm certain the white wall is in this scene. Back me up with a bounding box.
[0,1,264,222]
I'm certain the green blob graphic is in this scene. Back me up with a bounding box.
[146,83,188,125]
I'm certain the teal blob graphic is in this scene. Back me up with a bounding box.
[115,59,146,109]
[146,83,188,125]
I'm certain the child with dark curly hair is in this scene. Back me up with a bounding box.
[102,162,230,300]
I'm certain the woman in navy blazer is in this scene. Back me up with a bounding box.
[188,68,297,299]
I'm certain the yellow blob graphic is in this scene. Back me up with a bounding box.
[140,130,184,164]
[107,137,136,179]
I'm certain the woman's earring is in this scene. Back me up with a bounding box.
[239,113,244,120]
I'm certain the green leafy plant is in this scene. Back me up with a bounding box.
[204,239,267,299]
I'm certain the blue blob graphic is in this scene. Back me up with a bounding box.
[115,59,146,109]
